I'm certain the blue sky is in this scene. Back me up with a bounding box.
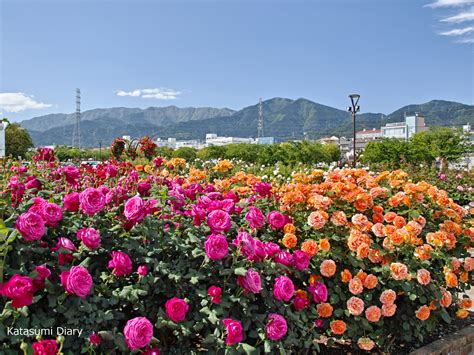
[1,0,473,122]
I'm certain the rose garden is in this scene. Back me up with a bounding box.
[0,143,473,354]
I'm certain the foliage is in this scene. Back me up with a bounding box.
[4,122,34,159]
[110,138,126,161]
[0,152,472,354]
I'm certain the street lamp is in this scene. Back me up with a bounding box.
[348,94,360,168]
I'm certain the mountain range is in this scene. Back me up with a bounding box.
[20,98,474,147]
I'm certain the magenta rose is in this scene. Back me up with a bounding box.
[208,286,222,304]
[0,274,34,308]
[79,187,105,216]
[143,348,161,355]
[254,181,272,197]
[60,265,93,298]
[16,211,45,242]
[32,339,58,355]
[308,282,328,303]
[275,250,294,267]
[137,265,148,276]
[293,250,310,271]
[264,242,280,258]
[77,227,101,250]
[293,294,311,311]
[40,202,63,227]
[63,192,80,212]
[207,210,231,233]
[32,264,51,291]
[273,276,295,302]
[64,165,81,185]
[232,232,256,259]
[165,297,189,323]
[266,313,288,341]
[138,181,152,196]
[267,211,286,229]
[124,195,146,223]
[89,332,101,346]
[222,318,243,345]
[245,207,265,229]
[123,316,154,350]
[108,251,133,276]
[204,234,229,260]
[237,269,262,294]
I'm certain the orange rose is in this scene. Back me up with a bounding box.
[368,249,383,264]
[347,296,365,316]
[349,278,364,295]
[459,298,472,309]
[330,320,347,335]
[460,272,469,283]
[384,212,397,223]
[320,260,337,277]
[373,213,384,224]
[379,289,396,305]
[317,303,333,318]
[341,269,352,283]
[301,240,318,257]
[445,271,458,288]
[390,262,408,280]
[440,288,452,308]
[456,309,469,319]
[417,269,431,285]
[363,274,378,289]
[393,216,406,228]
[381,303,397,317]
[415,305,430,321]
[282,233,297,249]
[295,289,308,299]
[319,238,331,252]
[356,271,367,282]
[356,243,370,258]
[429,301,437,310]
[365,306,382,323]
[307,210,328,230]
[283,223,296,234]
[357,337,375,351]
[309,274,320,285]
[330,211,347,226]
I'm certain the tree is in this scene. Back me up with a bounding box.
[4,122,34,159]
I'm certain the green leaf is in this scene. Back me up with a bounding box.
[234,267,247,276]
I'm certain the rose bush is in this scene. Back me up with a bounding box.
[0,153,472,354]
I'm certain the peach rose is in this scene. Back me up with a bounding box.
[352,214,369,227]
[349,278,364,295]
[390,262,408,280]
[347,296,365,316]
[381,303,397,317]
[358,337,375,351]
[318,238,330,252]
[440,288,452,308]
[384,212,397,223]
[415,305,430,321]
[464,257,474,272]
[341,269,352,283]
[417,269,431,285]
[330,320,346,335]
[363,274,378,289]
[356,243,370,258]
[365,306,381,323]
[320,260,336,277]
[379,289,396,305]
[317,303,333,318]
[330,211,347,226]
[371,223,385,237]
[307,211,328,230]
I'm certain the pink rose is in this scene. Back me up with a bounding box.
[60,266,93,298]
[237,269,262,294]
[124,195,146,223]
[204,234,229,260]
[77,228,101,250]
[273,276,295,302]
[33,264,51,291]
[208,286,222,304]
[222,318,243,345]
[79,188,105,216]
[32,339,58,355]
[267,210,286,229]
[245,207,265,229]
[293,250,310,271]
[143,348,161,355]
[137,265,148,276]
[89,332,101,346]
[63,165,81,185]
[53,237,76,265]
[275,250,294,267]
[108,251,133,276]
[0,274,34,308]
[63,192,80,212]
[165,297,189,323]
[232,232,256,260]
[40,202,62,227]
[264,242,280,257]
[16,211,45,241]
[266,313,288,341]
[308,282,328,303]
[124,316,154,350]
[207,210,231,233]
[254,181,272,197]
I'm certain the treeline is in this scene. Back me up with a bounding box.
[44,146,110,161]
[158,141,340,165]
[362,127,472,169]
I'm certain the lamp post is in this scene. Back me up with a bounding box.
[348,94,360,168]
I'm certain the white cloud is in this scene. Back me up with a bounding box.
[456,36,474,42]
[441,8,474,23]
[116,88,181,100]
[440,26,474,35]
[0,92,52,113]
[425,0,473,8]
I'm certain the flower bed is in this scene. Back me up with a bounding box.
[0,153,473,354]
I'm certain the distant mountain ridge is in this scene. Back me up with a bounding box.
[21,99,474,147]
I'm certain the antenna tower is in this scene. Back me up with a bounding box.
[257,98,263,138]
[72,88,81,148]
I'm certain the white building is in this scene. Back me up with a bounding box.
[381,113,428,140]
[205,133,255,146]
[0,121,6,157]
[356,128,382,140]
